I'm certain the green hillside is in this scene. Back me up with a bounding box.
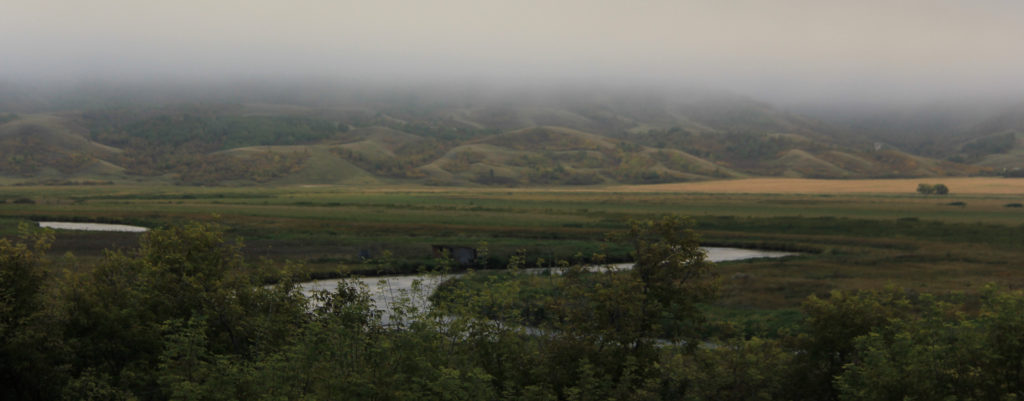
[0,91,1001,186]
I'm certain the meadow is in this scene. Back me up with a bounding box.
[2,177,1023,314]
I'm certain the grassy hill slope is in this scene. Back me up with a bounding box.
[0,88,1002,186]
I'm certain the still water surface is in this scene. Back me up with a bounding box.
[298,247,795,311]
[38,221,149,232]
[35,222,793,314]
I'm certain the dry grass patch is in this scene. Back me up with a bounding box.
[613,177,1024,195]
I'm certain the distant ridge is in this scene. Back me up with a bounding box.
[0,87,1001,186]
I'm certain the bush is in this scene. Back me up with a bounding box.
[917,183,948,195]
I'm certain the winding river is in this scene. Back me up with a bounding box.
[34,221,794,315]
[298,247,796,312]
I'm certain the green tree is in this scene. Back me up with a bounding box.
[788,289,914,401]
[0,224,51,342]
[538,215,717,398]
[623,215,718,347]
[0,225,67,401]
[834,295,988,400]
[980,288,1024,396]
[836,288,1024,400]
[59,222,308,399]
[917,183,949,195]
[677,337,794,401]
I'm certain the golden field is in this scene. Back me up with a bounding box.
[615,177,1024,195]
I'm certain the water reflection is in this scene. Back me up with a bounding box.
[299,247,796,312]
[38,221,149,232]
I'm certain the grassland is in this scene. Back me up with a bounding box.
[2,177,1023,315]
[616,177,1024,195]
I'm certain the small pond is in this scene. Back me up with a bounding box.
[37,221,150,233]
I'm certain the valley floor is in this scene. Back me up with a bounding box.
[2,177,1023,310]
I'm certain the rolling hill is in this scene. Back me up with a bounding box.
[0,87,1008,186]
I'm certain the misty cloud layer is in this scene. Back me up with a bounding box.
[3,0,1024,104]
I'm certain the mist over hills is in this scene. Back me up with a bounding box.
[0,81,1020,186]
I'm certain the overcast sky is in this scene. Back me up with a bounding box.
[2,0,1023,104]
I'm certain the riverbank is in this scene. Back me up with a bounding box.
[297,247,798,311]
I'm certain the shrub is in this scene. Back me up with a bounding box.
[917,183,949,195]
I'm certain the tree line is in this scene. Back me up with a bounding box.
[3,217,1024,400]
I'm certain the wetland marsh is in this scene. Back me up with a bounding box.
[3,177,1023,310]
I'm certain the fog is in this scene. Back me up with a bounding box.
[3,0,1024,106]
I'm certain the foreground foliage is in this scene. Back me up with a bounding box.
[3,219,1024,400]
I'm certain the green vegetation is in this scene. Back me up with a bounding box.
[957,131,1018,162]
[2,179,1024,400]
[0,120,98,176]
[2,184,1023,302]
[6,219,1024,400]
[0,91,1001,186]
[82,112,335,184]
[7,82,1024,398]
[85,112,344,149]
[917,183,949,195]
